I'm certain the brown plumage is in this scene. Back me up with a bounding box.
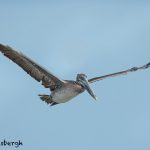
[0,43,149,106]
[88,63,150,83]
[0,44,64,91]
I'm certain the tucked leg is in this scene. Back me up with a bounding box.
[50,102,59,106]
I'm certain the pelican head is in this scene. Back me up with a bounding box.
[76,74,97,100]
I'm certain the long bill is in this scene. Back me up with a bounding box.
[80,77,97,100]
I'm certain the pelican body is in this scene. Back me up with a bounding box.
[0,44,149,106]
[50,80,84,103]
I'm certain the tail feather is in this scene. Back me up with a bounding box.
[38,94,59,106]
[39,94,53,104]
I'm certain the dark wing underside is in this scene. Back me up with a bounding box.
[88,62,150,83]
[0,44,64,90]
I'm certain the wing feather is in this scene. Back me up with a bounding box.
[88,62,150,83]
[0,44,64,90]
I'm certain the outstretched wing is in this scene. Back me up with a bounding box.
[88,62,150,83]
[0,44,64,90]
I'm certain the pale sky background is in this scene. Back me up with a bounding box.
[0,1,150,150]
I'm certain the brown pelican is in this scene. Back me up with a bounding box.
[0,44,150,106]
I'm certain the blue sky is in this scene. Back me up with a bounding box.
[0,1,150,150]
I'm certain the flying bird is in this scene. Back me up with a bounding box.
[0,44,150,106]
